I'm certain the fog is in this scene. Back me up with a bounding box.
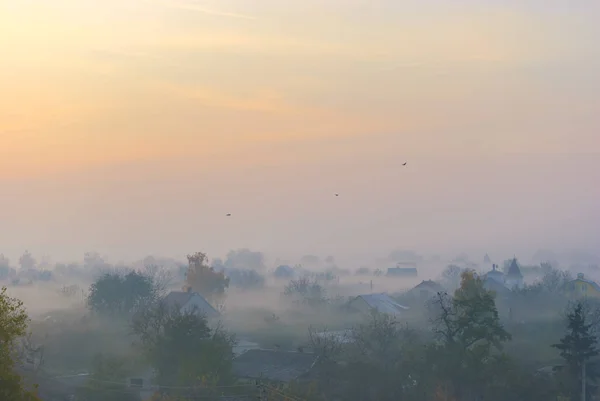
[2,0,600,399]
[1,152,598,266]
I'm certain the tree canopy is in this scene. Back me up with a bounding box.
[87,271,157,316]
[0,287,40,401]
[184,252,229,301]
[131,302,234,397]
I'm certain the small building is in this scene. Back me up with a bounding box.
[485,264,505,285]
[565,273,600,298]
[232,349,319,383]
[162,290,220,318]
[386,264,418,277]
[347,293,409,317]
[482,276,511,298]
[505,258,524,289]
[406,280,445,300]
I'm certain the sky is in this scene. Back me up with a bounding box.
[0,0,598,266]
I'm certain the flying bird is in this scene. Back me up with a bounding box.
[335,193,339,197]
[402,162,407,166]
[226,213,231,216]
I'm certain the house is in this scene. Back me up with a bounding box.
[505,258,524,289]
[565,273,600,298]
[347,293,409,317]
[406,280,445,300]
[386,264,418,277]
[485,264,505,285]
[162,290,220,318]
[482,276,511,298]
[232,349,319,383]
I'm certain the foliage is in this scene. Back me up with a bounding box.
[0,254,12,280]
[439,265,463,291]
[226,268,265,290]
[78,353,140,401]
[284,277,327,306]
[274,265,295,279]
[553,301,599,398]
[0,287,40,401]
[432,270,511,349]
[88,271,157,316]
[131,301,235,395]
[84,251,108,269]
[427,270,511,401]
[18,251,36,270]
[223,248,266,271]
[184,252,229,301]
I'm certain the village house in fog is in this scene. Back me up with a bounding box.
[386,262,418,277]
[505,258,524,289]
[162,289,220,318]
[565,273,600,298]
[482,258,524,290]
[347,293,409,317]
[405,280,446,301]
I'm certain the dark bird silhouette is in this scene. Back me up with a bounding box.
[335,193,339,197]
[226,213,231,216]
[402,162,407,166]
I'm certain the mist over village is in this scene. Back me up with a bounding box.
[1,1,599,401]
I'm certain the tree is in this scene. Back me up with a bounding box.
[553,301,599,399]
[84,251,107,269]
[131,302,234,396]
[226,268,265,290]
[88,271,157,316]
[283,277,326,306]
[0,287,40,401]
[429,270,511,400]
[18,251,36,271]
[184,252,229,301]
[223,249,266,271]
[439,265,463,291]
[0,254,11,280]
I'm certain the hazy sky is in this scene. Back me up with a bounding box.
[1,0,598,265]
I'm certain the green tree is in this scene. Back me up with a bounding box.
[184,252,229,302]
[429,270,511,401]
[131,302,234,397]
[553,301,599,399]
[0,287,40,401]
[88,271,157,316]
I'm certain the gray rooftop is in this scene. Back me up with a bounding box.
[163,291,219,317]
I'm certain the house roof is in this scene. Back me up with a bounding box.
[386,267,418,276]
[571,273,600,292]
[412,280,445,293]
[482,277,511,296]
[163,291,219,317]
[232,349,318,382]
[352,293,409,315]
[486,265,504,280]
[506,258,523,278]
